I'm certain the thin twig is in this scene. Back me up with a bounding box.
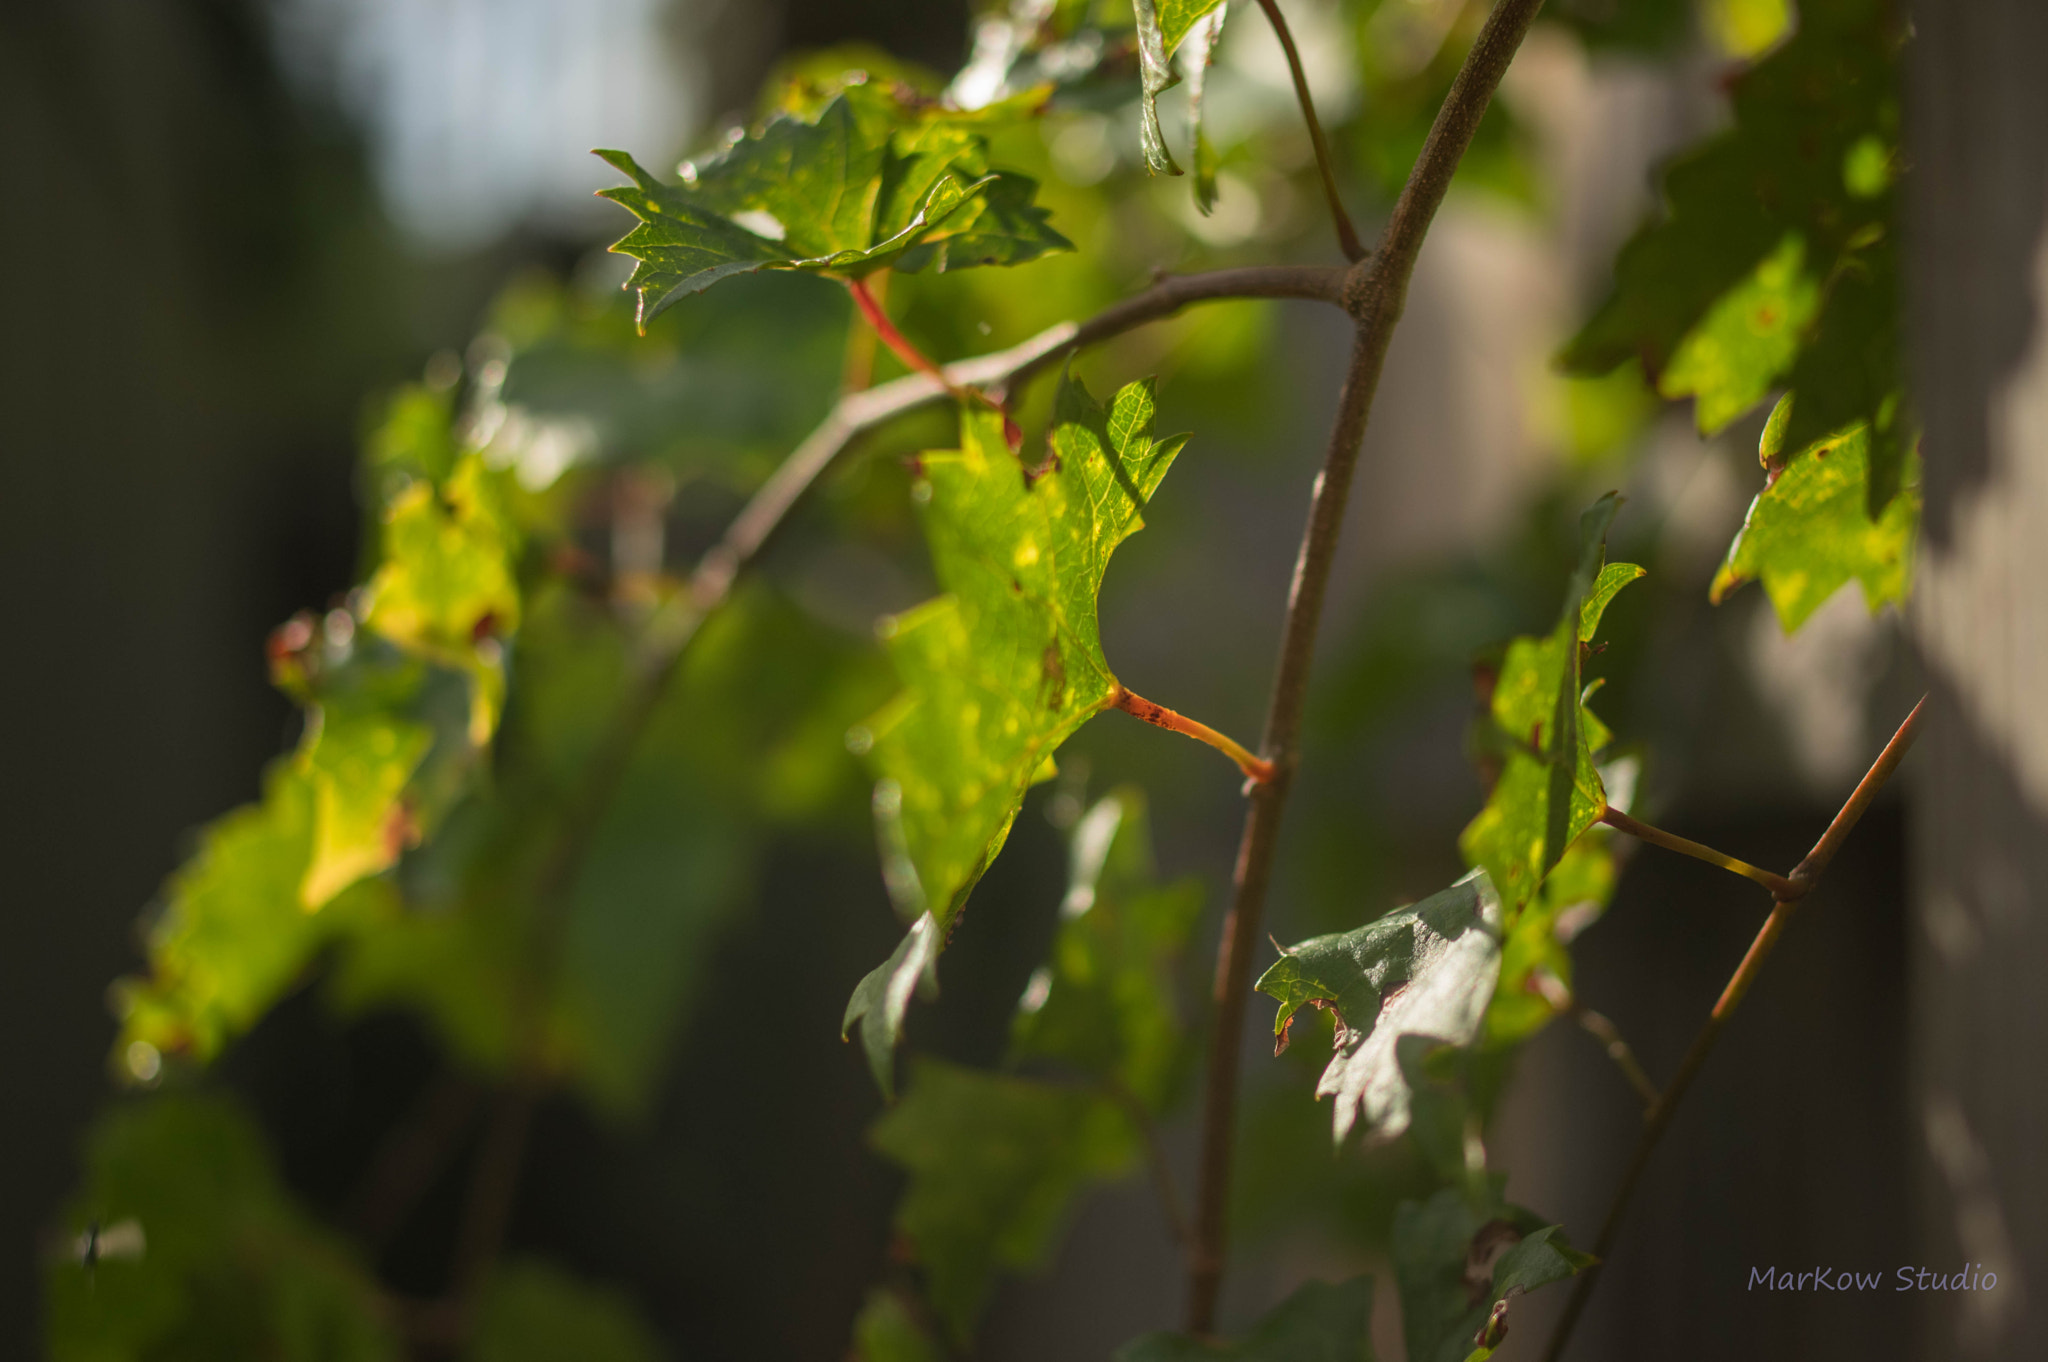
[448,1077,540,1300]
[1530,971,1659,1112]
[1254,0,1366,261]
[1540,696,1925,1362]
[1598,806,1799,899]
[1102,1080,1193,1249]
[1185,0,1547,1334]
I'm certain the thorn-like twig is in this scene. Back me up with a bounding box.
[1112,684,1275,783]
[1598,806,1799,899]
[1540,696,1926,1362]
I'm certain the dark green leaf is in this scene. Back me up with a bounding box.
[45,1095,398,1362]
[1710,395,1919,630]
[870,1058,1137,1340]
[1009,787,1203,1107]
[469,1260,661,1362]
[1256,870,1504,1146]
[1114,1275,1377,1361]
[600,88,1069,327]
[1561,0,1908,477]
[845,379,1189,1080]
[1392,1189,1591,1362]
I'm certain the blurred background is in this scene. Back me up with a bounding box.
[0,0,1996,1359]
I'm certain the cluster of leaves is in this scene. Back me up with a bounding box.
[857,788,1201,1351]
[844,376,1191,1085]
[1562,0,1917,632]
[53,3,1928,1360]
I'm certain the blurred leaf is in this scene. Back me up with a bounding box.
[1010,788,1203,1107]
[1482,822,1619,1046]
[600,88,1069,327]
[1160,0,1230,53]
[1458,498,1632,917]
[1700,0,1794,58]
[468,1260,661,1362]
[1256,869,1505,1146]
[870,1058,1137,1340]
[45,1094,398,1362]
[1710,396,1919,630]
[846,379,1189,1086]
[1656,233,1820,434]
[337,584,883,1115]
[1114,1275,1377,1360]
[1391,1189,1591,1362]
[850,1288,944,1362]
[1179,6,1228,215]
[866,787,1194,1338]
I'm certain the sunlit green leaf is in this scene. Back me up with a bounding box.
[1257,870,1504,1146]
[871,1058,1137,1340]
[845,378,1189,1082]
[1459,497,1633,916]
[1710,396,1919,630]
[46,1095,398,1362]
[599,88,1068,327]
[1115,1275,1377,1361]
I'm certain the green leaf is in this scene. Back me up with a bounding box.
[1656,233,1820,434]
[599,87,1069,327]
[1179,6,1229,215]
[1459,497,1634,917]
[469,1260,662,1362]
[1256,869,1505,1146]
[338,585,882,1115]
[870,1058,1138,1340]
[1483,819,1622,1047]
[1114,1275,1377,1361]
[46,1094,399,1362]
[1160,0,1230,54]
[1009,788,1203,1107]
[1710,396,1919,630]
[1561,0,1909,470]
[1133,0,1186,176]
[1392,1189,1592,1362]
[850,1288,945,1362]
[845,378,1189,1079]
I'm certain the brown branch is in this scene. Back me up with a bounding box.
[1598,806,1799,899]
[1254,0,1366,262]
[1112,683,1275,784]
[1540,695,1925,1362]
[1184,0,1547,1334]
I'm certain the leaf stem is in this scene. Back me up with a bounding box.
[1539,695,1925,1361]
[847,275,1022,449]
[1254,0,1367,262]
[1596,806,1799,898]
[1185,0,1547,1334]
[1113,684,1275,784]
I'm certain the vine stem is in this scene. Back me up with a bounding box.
[1185,0,1548,1334]
[1254,0,1367,262]
[1113,684,1275,784]
[1539,694,1926,1362]
[421,263,1345,1334]
[1597,806,1799,898]
[847,275,1023,449]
